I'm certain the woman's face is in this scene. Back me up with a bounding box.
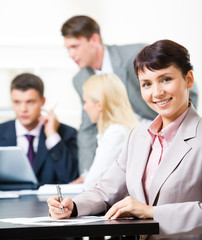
[138,65,194,128]
[83,93,102,123]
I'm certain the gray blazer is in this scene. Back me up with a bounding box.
[73,106,202,240]
[73,44,199,174]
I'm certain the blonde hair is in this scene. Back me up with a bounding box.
[83,73,139,134]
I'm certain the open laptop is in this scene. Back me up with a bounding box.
[0,146,39,190]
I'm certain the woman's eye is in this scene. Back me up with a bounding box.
[163,77,172,83]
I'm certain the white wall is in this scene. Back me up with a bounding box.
[0,0,201,128]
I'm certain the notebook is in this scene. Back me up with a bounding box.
[0,146,39,190]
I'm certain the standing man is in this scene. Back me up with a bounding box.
[0,73,78,184]
[61,15,198,177]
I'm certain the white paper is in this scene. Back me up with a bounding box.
[0,191,19,199]
[0,184,84,197]
[37,184,84,195]
[0,216,105,226]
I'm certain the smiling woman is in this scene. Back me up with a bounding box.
[47,40,202,240]
[134,40,195,128]
[138,66,194,128]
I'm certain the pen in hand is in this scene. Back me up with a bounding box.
[56,185,65,213]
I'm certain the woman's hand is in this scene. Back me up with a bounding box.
[47,196,74,219]
[104,196,153,220]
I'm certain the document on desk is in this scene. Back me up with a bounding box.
[37,183,84,195]
[0,184,84,197]
[0,216,105,226]
[0,191,19,199]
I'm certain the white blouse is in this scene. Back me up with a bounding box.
[84,124,129,190]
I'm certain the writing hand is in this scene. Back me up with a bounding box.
[39,109,60,137]
[104,196,153,220]
[47,196,74,219]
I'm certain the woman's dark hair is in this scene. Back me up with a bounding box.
[134,39,193,77]
[11,73,44,98]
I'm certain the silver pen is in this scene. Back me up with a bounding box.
[56,185,65,212]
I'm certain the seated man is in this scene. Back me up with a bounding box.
[0,73,78,184]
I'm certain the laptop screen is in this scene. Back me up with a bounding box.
[0,146,38,186]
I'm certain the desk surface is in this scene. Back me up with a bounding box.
[0,195,159,239]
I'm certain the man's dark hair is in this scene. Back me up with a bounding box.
[11,73,44,98]
[61,15,101,41]
[134,39,193,77]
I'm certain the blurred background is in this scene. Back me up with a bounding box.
[0,0,201,129]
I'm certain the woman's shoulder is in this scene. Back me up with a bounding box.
[98,124,129,141]
[104,124,129,135]
[128,122,150,139]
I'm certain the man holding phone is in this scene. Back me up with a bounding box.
[0,73,79,184]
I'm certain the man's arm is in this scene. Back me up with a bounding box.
[48,124,79,183]
[77,110,97,174]
[39,110,79,183]
[72,69,98,175]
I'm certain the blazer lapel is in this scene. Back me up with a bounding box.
[34,128,48,173]
[107,45,127,85]
[130,128,152,204]
[149,106,199,205]
[149,138,191,205]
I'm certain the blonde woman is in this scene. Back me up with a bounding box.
[73,73,139,190]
